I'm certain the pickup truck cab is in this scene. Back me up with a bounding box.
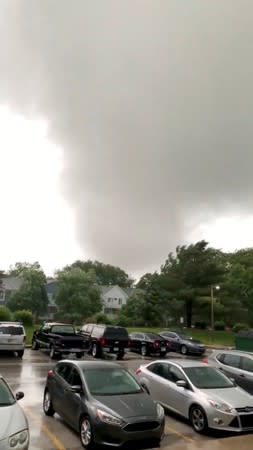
[32,322,87,359]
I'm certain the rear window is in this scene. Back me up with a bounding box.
[104,327,128,339]
[51,325,75,334]
[0,326,24,335]
[145,333,162,340]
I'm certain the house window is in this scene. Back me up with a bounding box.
[0,290,5,301]
[107,297,111,303]
[118,298,122,305]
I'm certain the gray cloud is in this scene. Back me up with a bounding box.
[1,0,253,274]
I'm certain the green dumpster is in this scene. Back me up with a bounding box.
[235,329,253,352]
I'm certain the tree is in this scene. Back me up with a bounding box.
[63,260,133,287]
[56,268,102,323]
[161,241,226,327]
[8,263,48,320]
[119,291,147,326]
[9,261,41,276]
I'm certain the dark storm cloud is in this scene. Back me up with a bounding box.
[1,0,253,273]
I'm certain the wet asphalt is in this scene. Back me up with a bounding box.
[0,349,253,450]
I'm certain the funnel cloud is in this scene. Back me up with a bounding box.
[1,1,253,274]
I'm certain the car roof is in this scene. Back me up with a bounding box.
[45,322,74,326]
[148,359,207,368]
[211,349,253,357]
[58,360,122,371]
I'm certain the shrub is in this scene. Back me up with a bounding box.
[94,312,112,325]
[194,321,207,330]
[232,323,250,333]
[13,310,34,326]
[214,320,225,331]
[0,306,12,321]
[115,315,130,327]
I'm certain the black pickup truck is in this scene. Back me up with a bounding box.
[31,322,87,359]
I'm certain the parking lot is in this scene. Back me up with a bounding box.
[1,349,253,450]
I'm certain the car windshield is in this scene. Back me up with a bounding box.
[177,333,192,340]
[51,325,75,334]
[184,366,234,389]
[146,333,161,340]
[0,379,15,406]
[84,368,142,395]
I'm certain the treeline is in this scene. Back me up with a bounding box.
[2,241,253,328]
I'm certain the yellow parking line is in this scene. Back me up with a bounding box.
[24,407,66,450]
[165,423,195,444]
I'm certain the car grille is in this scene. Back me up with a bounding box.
[229,417,240,428]
[124,421,160,432]
[236,407,253,413]
[239,414,253,428]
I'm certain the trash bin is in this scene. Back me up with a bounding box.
[235,329,253,352]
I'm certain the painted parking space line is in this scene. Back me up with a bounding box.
[24,407,66,450]
[165,422,195,444]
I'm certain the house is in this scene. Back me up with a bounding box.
[99,285,136,317]
[0,276,23,305]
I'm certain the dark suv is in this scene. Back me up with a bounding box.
[80,324,129,360]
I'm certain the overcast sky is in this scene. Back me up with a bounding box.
[1,0,253,277]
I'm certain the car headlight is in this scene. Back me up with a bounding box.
[156,403,164,419]
[97,409,122,426]
[208,399,232,413]
[9,429,29,448]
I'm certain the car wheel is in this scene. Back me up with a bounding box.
[43,389,55,416]
[80,416,94,449]
[76,353,83,359]
[180,345,188,355]
[141,345,147,357]
[160,352,167,358]
[17,350,24,358]
[91,344,99,358]
[190,405,208,433]
[31,339,39,350]
[49,345,57,360]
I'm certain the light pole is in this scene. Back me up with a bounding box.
[211,285,220,330]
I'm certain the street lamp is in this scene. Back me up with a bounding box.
[211,285,220,330]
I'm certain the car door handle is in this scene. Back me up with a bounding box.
[239,373,246,378]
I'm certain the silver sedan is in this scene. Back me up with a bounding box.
[136,359,253,434]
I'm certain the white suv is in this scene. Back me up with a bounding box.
[0,322,25,358]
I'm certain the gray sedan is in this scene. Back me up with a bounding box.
[0,376,29,450]
[43,360,164,448]
[136,359,253,434]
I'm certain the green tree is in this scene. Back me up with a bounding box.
[119,291,147,326]
[56,268,102,323]
[8,263,48,320]
[63,260,133,287]
[9,261,41,276]
[161,241,226,327]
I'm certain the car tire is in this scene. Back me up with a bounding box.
[43,389,55,416]
[160,352,167,358]
[79,416,94,449]
[190,405,208,434]
[152,438,162,448]
[116,352,125,360]
[31,339,39,350]
[76,353,83,359]
[17,350,24,358]
[141,345,148,357]
[180,345,188,355]
[91,343,99,358]
[49,345,58,360]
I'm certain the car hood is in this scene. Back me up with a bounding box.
[201,387,253,408]
[0,404,28,440]
[94,392,157,419]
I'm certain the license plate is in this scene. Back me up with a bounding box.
[114,347,119,351]
[161,347,166,351]
[69,349,82,352]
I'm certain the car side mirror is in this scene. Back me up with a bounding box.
[176,380,187,388]
[16,391,24,401]
[69,385,82,393]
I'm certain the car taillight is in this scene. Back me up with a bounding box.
[99,337,106,347]
[47,370,54,378]
[128,340,131,347]
[166,341,171,347]
[202,357,209,364]
[153,341,160,348]
[136,368,142,375]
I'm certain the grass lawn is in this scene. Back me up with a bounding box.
[127,327,235,347]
